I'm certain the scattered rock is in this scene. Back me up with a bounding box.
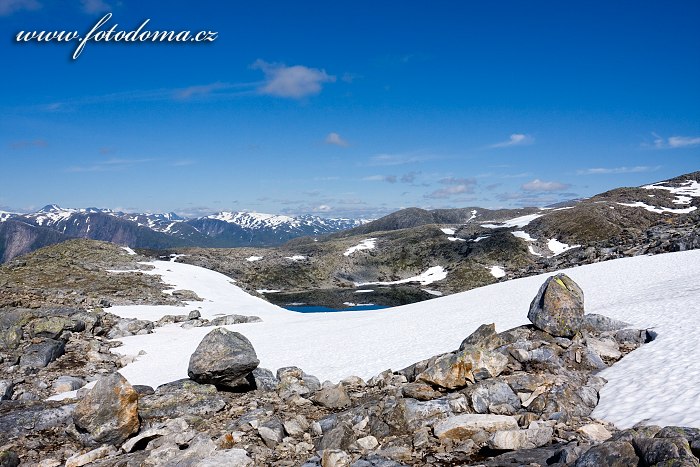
[65,445,117,467]
[433,414,519,440]
[210,314,262,325]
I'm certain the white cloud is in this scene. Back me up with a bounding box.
[313,204,332,212]
[424,177,477,199]
[252,60,335,99]
[521,179,570,192]
[362,175,397,183]
[81,0,110,13]
[668,136,700,148]
[489,133,534,148]
[0,0,40,15]
[368,153,435,166]
[325,132,348,147]
[577,166,660,175]
[650,133,700,149]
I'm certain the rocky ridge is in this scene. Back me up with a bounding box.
[1,273,698,466]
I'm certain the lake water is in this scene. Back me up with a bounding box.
[284,304,389,313]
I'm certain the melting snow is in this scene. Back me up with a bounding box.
[285,255,306,261]
[354,289,374,293]
[344,238,376,256]
[488,266,506,278]
[511,230,536,242]
[447,237,466,242]
[355,266,447,287]
[528,245,542,257]
[256,289,281,294]
[247,256,263,262]
[440,228,455,235]
[481,213,543,229]
[547,238,581,256]
[95,251,700,429]
[121,247,136,256]
[472,236,489,242]
[617,202,697,214]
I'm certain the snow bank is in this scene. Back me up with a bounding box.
[108,251,700,429]
[617,201,697,214]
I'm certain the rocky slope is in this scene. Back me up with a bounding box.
[171,171,700,309]
[1,266,698,466]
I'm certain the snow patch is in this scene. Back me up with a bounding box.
[511,230,536,242]
[422,289,443,296]
[121,247,136,256]
[285,255,307,261]
[246,256,263,262]
[344,238,376,256]
[440,228,455,235]
[256,289,281,294]
[617,202,697,214]
[547,238,581,256]
[481,213,543,229]
[447,237,466,242]
[488,266,506,278]
[355,266,447,287]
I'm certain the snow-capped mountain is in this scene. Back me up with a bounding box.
[0,206,370,262]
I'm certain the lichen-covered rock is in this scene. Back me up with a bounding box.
[188,328,259,390]
[528,273,584,337]
[73,372,139,446]
[574,441,640,466]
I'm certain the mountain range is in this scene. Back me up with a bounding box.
[0,206,367,263]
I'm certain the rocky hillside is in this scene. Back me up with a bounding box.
[2,268,699,466]
[172,171,700,309]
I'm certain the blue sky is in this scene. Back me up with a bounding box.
[1,1,698,218]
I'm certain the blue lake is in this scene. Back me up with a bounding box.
[284,304,389,313]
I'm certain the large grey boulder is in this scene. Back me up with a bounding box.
[528,273,584,337]
[188,328,259,390]
[19,339,65,368]
[73,372,140,446]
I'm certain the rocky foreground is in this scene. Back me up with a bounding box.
[1,273,699,466]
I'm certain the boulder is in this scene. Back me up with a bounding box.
[416,346,508,389]
[0,380,13,401]
[188,328,259,390]
[467,379,521,415]
[313,384,352,409]
[251,367,279,391]
[401,382,443,401]
[577,423,613,442]
[138,379,225,420]
[210,314,262,325]
[459,323,504,351]
[574,441,640,466]
[52,376,86,394]
[433,414,519,441]
[73,372,139,446]
[0,451,20,467]
[19,339,65,368]
[31,315,84,339]
[528,274,584,337]
[488,425,554,450]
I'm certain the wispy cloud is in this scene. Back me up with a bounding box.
[172,159,196,167]
[521,179,570,192]
[649,132,700,149]
[252,60,335,99]
[489,133,534,148]
[424,177,477,199]
[362,175,396,183]
[175,82,232,100]
[9,139,47,150]
[496,191,578,207]
[577,166,661,175]
[367,153,435,166]
[325,132,348,147]
[80,0,110,14]
[0,0,40,16]
[65,158,155,173]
